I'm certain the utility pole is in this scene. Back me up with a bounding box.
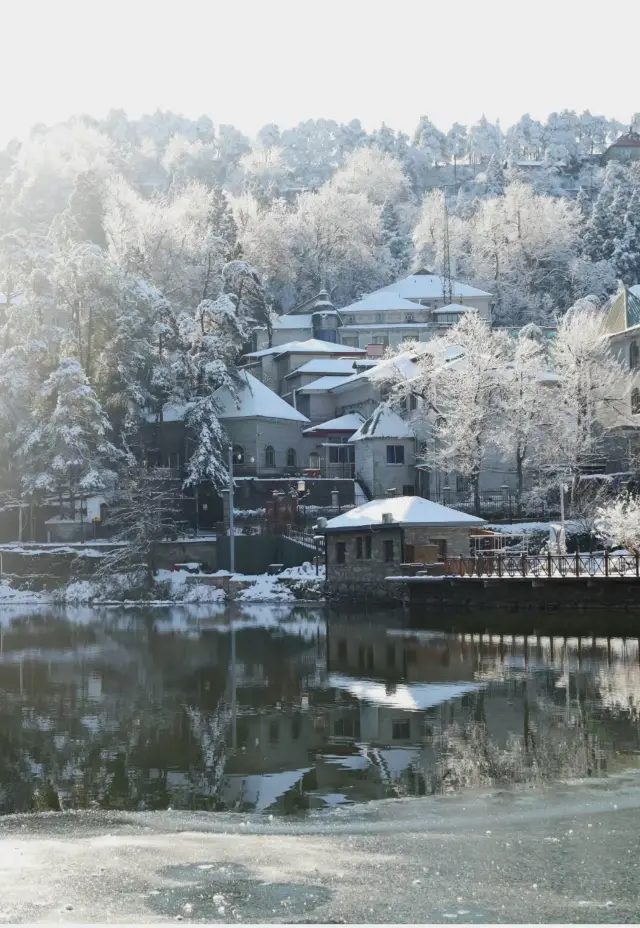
[441,196,453,306]
[228,445,235,573]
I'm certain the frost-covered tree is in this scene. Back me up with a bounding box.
[423,313,511,513]
[381,201,413,280]
[595,493,640,553]
[330,147,409,206]
[18,358,122,516]
[546,301,627,496]
[413,115,447,166]
[485,155,505,196]
[446,123,468,165]
[467,116,502,164]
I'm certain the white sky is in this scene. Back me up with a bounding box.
[2,0,638,144]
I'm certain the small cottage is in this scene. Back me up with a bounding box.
[323,495,485,598]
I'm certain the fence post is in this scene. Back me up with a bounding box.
[636,551,639,579]
[605,551,609,578]
[547,551,552,578]
[521,552,526,577]
[575,549,580,578]
[497,553,502,578]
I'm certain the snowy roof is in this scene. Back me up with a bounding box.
[432,303,471,314]
[631,285,640,299]
[214,370,309,422]
[324,496,486,531]
[298,375,355,393]
[609,131,640,149]
[303,413,365,435]
[339,292,425,314]
[375,273,492,300]
[244,338,365,359]
[328,674,485,710]
[349,406,415,442]
[285,358,360,378]
[272,314,313,330]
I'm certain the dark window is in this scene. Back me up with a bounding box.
[269,720,279,743]
[286,447,296,467]
[356,537,363,559]
[329,444,354,464]
[456,475,467,493]
[334,717,354,737]
[365,535,372,559]
[387,445,405,465]
[338,638,348,662]
[408,394,417,411]
[431,539,447,561]
[631,342,639,370]
[392,719,411,740]
[632,388,640,415]
[384,539,395,563]
[405,314,415,323]
[387,644,396,668]
[375,314,384,323]
[402,484,415,496]
[336,541,346,564]
[232,445,245,466]
[265,445,276,467]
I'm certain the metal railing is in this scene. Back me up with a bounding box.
[440,552,640,579]
[214,520,323,553]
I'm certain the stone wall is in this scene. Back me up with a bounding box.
[224,417,307,474]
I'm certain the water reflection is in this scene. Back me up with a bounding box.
[0,605,639,816]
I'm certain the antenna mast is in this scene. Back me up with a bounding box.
[441,194,453,305]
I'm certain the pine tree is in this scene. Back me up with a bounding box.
[207,186,240,260]
[380,201,412,279]
[575,187,592,223]
[67,171,108,249]
[485,155,505,196]
[582,186,615,261]
[18,358,122,516]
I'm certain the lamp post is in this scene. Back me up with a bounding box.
[228,445,235,574]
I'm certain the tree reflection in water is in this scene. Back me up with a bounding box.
[0,605,639,815]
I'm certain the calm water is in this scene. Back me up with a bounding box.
[1,603,640,816]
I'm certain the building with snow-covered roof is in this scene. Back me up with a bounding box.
[336,271,492,351]
[302,413,365,479]
[322,495,485,597]
[602,130,640,164]
[242,338,365,396]
[214,370,310,476]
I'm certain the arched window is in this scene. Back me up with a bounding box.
[631,342,639,370]
[286,447,297,468]
[232,445,244,465]
[632,388,640,415]
[265,445,276,467]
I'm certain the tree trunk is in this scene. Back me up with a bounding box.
[516,450,524,517]
[473,473,481,516]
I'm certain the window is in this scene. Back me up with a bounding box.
[286,447,296,467]
[336,541,346,564]
[431,538,447,561]
[405,313,415,323]
[386,445,405,465]
[402,484,415,496]
[631,341,639,370]
[407,394,418,411]
[232,444,245,465]
[456,475,467,493]
[265,445,276,467]
[365,535,372,559]
[309,453,320,469]
[384,539,395,563]
[341,337,360,348]
[633,388,640,415]
[375,313,384,323]
[334,717,354,737]
[329,444,354,464]
[372,334,389,346]
[392,719,411,740]
[345,315,355,324]
[356,537,363,559]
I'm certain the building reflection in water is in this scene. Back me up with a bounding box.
[0,605,639,816]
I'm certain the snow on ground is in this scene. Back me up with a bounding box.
[0,581,48,605]
[487,520,581,535]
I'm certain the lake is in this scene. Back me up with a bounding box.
[1,603,639,816]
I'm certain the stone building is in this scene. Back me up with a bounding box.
[323,495,485,599]
[348,406,418,498]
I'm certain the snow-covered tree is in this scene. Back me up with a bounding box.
[422,313,511,513]
[595,493,640,553]
[330,147,409,206]
[18,358,122,516]
[467,116,502,164]
[545,301,628,497]
[413,116,447,166]
[485,155,505,196]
